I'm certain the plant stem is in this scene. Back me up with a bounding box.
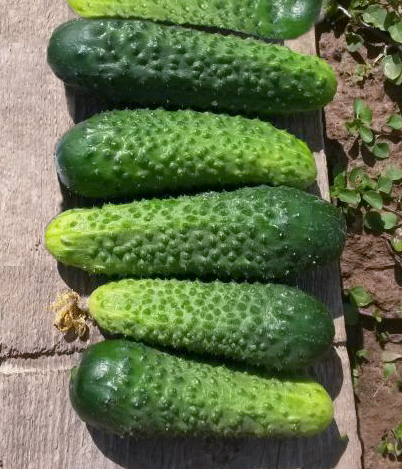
[373,372,394,397]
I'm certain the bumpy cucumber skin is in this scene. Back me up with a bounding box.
[89,279,334,370]
[45,185,346,280]
[70,340,333,437]
[47,20,337,116]
[67,0,323,40]
[56,109,317,199]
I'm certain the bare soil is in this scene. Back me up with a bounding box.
[318,18,402,469]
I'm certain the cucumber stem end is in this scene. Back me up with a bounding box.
[51,291,89,339]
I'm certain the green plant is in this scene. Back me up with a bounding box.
[346,99,401,160]
[351,348,370,393]
[331,160,402,233]
[377,421,402,458]
[372,348,402,397]
[343,285,374,326]
[336,0,402,84]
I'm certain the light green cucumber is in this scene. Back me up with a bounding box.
[88,278,334,370]
[68,0,324,40]
[45,185,346,280]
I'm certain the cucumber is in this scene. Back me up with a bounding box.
[70,340,333,437]
[67,0,324,40]
[56,109,316,199]
[89,279,334,370]
[47,20,337,116]
[45,185,346,280]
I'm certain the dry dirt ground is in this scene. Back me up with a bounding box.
[318,18,402,469]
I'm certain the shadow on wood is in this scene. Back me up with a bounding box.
[86,418,347,469]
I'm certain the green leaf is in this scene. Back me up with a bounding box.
[349,167,371,189]
[383,362,396,379]
[346,120,359,135]
[387,442,396,454]
[354,64,371,82]
[350,0,370,11]
[356,349,369,360]
[364,211,398,232]
[346,32,364,52]
[377,438,388,455]
[359,126,374,144]
[354,99,373,124]
[372,142,390,159]
[364,211,384,232]
[349,286,373,307]
[381,351,402,363]
[391,237,402,252]
[363,191,383,209]
[389,22,402,44]
[362,5,388,30]
[376,176,393,195]
[395,441,402,457]
[333,170,347,189]
[386,114,402,130]
[373,308,382,323]
[343,301,359,326]
[383,54,402,81]
[378,330,390,346]
[338,189,361,205]
[384,165,402,181]
[349,168,363,187]
[396,72,402,86]
[382,211,398,230]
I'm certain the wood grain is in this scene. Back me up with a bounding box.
[1,4,361,469]
[2,347,358,469]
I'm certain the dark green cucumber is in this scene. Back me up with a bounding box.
[89,279,334,370]
[67,0,324,40]
[56,109,316,199]
[47,19,337,116]
[45,185,346,280]
[70,340,333,437]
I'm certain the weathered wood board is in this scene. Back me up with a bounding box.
[1,3,362,468]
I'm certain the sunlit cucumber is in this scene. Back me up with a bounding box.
[45,186,346,280]
[88,278,334,370]
[56,109,316,199]
[70,340,334,437]
[67,0,324,40]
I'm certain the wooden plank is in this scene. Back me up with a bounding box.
[0,3,361,468]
